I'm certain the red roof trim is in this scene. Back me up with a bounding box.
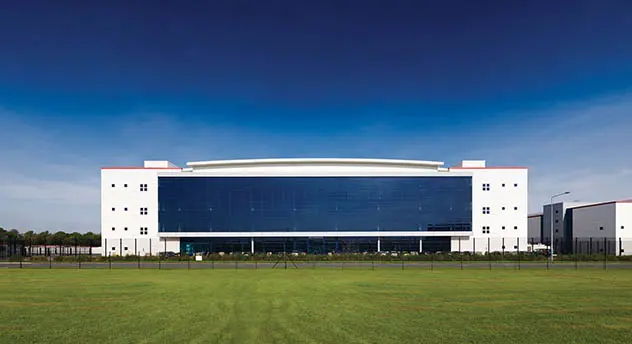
[101,167,181,170]
[450,166,528,170]
[572,200,632,210]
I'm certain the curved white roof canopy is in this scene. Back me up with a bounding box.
[186,158,444,170]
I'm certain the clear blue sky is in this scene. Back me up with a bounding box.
[1,0,632,231]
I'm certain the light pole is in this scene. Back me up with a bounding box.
[550,191,571,261]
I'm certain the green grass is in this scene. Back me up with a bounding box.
[1,269,632,344]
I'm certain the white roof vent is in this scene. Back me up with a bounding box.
[144,160,179,168]
[458,160,486,168]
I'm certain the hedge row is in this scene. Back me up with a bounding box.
[13,252,632,262]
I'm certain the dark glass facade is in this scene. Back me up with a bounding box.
[180,236,452,254]
[159,176,472,233]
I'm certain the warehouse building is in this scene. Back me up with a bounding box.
[101,158,528,256]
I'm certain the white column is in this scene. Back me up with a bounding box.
[377,238,381,252]
[419,238,423,253]
[251,237,254,254]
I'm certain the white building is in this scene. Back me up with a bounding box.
[571,200,632,255]
[101,158,528,256]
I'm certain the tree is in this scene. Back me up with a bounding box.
[33,231,49,245]
[23,231,35,245]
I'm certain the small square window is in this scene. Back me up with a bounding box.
[111,184,115,188]
[502,226,506,230]
[111,207,115,211]
[555,229,558,233]
[555,219,559,223]
[124,247,128,251]
[555,210,559,214]
[124,227,128,231]
[482,207,490,214]
[111,227,115,231]
[112,247,115,251]
[124,184,128,187]
[514,207,518,210]
[482,183,490,191]
[621,226,624,229]
[514,183,518,187]
[599,227,604,231]
[514,226,518,230]
[502,183,506,187]
[502,207,506,210]
[124,207,128,211]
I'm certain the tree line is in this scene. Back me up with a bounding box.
[0,227,101,246]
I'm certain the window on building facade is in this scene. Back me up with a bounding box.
[140,184,148,192]
[502,183,506,187]
[514,183,518,187]
[124,247,128,251]
[124,207,128,211]
[140,207,148,215]
[112,207,115,211]
[158,176,473,233]
[111,184,115,188]
[514,207,518,210]
[482,183,490,191]
[514,226,518,230]
[502,207,506,210]
[482,226,490,234]
[599,227,604,231]
[111,227,115,231]
[124,184,128,188]
[622,226,625,229]
[140,227,148,235]
[124,227,128,231]
[482,207,490,214]
[502,226,506,230]
[112,247,115,251]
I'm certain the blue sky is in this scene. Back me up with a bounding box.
[1,0,632,232]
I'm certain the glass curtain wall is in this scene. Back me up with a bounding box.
[159,176,472,234]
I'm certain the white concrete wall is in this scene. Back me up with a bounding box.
[101,168,180,256]
[456,168,528,252]
[616,203,632,255]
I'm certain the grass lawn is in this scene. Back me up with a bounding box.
[1,269,631,344]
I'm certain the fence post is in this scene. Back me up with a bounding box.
[488,237,491,270]
[517,237,521,270]
[604,237,607,270]
[575,238,578,270]
[136,239,140,269]
[48,236,52,269]
[619,237,622,257]
[459,237,463,270]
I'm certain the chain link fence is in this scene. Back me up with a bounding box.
[1,236,631,270]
